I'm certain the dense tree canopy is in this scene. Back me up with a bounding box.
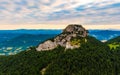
[0,36,120,75]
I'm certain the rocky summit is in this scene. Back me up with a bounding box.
[36,24,88,51]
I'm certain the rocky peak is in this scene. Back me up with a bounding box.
[63,24,88,37]
[36,24,88,51]
[63,24,82,33]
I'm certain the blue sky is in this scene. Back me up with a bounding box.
[0,0,120,25]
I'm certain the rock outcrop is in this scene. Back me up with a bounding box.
[36,40,57,51]
[36,24,88,51]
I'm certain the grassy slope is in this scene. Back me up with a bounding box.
[105,36,120,51]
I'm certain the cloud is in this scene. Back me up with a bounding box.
[0,0,120,25]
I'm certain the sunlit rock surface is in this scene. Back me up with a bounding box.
[36,24,88,51]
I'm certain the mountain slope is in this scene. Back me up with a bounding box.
[0,36,115,75]
[44,36,113,75]
[105,36,120,75]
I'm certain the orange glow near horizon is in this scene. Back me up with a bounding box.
[0,24,120,30]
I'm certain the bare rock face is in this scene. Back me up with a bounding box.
[36,24,88,51]
[36,40,57,51]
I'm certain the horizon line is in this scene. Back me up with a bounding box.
[0,24,120,30]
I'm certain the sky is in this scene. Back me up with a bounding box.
[0,0,120,29]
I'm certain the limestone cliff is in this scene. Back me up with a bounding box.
[36,24,88,51]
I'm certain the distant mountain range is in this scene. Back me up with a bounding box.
[0,29,62,42]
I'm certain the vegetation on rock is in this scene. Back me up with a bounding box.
[36,24,88,51]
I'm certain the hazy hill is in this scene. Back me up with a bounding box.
[0,29,62,43]
[106,36,120,44]
[0,34,57,55]
[0,34,57,47]
[89,30,120,41]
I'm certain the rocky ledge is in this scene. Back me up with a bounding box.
[36,24,88,51]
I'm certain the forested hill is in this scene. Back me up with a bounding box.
[0,36,119,75]
[0,24,120,75]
